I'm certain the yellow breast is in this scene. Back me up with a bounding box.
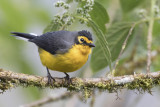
[39,44,92,72]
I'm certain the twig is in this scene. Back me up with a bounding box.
[90,92,95,107]
[146,20,152,73]
[112,23,136,75]
[146,0,156,73]
[115,91,121,100]
[22,92,75,107]
[0,69,160,93]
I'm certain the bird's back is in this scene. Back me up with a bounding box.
[30,31,78,55]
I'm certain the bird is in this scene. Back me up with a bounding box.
[11,30,95,85]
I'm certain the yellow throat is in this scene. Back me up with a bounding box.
[39,44,92,72]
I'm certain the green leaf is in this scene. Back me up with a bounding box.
[91,22,133,73]
[95,0,111,8]
[87,2,111,73]
[88,19,112,71]
[120,0,145,12]
[89,1,109,33]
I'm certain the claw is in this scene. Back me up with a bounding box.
[64,72,72,84]
[46,67,55,87]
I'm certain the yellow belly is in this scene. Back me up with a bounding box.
[39,45,91,72]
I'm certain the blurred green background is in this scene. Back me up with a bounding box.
[0,0,54,106]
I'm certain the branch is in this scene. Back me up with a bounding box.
[22,92,75,107]
[0,69,160,93]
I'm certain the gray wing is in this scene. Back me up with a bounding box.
[29,31,78,54]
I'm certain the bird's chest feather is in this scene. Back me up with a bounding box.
[39,45,91,72]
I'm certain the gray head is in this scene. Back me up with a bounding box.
[75,30,95,47]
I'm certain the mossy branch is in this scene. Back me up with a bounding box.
[0,68,160,93]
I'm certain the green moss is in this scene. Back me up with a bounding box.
[0,79,14,93]
[94,81,118,93]
[83,87,93,100]
[125,76,160,93]
[68,78,84,91]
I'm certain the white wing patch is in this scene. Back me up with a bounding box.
[29,33,38,36]
[14,37,28,41]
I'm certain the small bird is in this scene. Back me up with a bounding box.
[11,30,95,85]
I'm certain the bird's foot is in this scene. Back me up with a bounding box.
[64,73,72,85]
[47,72,55,87]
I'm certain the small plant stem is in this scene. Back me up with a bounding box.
[112,23,136,76]
[146,0,156,73]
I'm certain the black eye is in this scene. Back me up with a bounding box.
[80,38,84,42]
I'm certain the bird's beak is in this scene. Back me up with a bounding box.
[88,43,95,47]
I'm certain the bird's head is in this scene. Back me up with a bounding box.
[75,30,95,48]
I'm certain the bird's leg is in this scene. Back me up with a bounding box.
[64,72,72,84]
[46,67,55,86]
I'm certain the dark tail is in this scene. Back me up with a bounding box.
[11,32,36,40]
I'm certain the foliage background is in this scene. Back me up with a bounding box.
[0,0,160,107]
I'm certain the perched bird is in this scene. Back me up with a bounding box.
[11,30,95,85]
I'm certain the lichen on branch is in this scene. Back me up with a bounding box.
[0,69,160,94]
